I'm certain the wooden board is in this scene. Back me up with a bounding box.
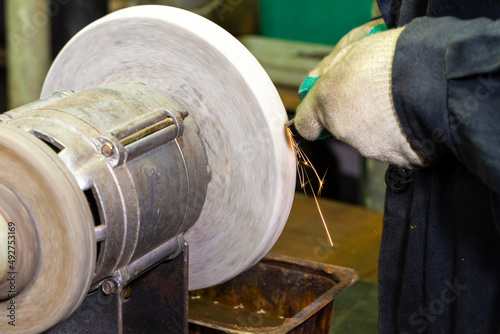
[270,193,383,284]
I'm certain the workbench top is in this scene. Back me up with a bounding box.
[270,193,383,284]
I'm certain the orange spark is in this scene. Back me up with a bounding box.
[286,125,333,246]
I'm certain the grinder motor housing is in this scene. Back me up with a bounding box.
[0,82,211,333]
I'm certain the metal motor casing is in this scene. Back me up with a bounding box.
[0,81,211,284]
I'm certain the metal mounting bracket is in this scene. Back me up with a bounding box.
[45,241,189,334]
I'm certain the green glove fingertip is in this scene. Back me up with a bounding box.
[298,76,321,100]
[317,129,332,140]
[359,23,388,40]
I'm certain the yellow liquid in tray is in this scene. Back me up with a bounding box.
[189,297,286,328]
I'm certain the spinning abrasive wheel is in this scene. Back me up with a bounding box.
[0,126,96,333]
[0,5,295,333]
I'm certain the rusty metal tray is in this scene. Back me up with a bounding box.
[188,253,358,333]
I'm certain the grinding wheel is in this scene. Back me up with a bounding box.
[42,5,296,290]
[0,125,96,334]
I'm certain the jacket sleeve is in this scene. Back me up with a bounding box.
[392,16,500,193]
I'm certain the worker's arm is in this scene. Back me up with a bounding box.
[392,16,500,192]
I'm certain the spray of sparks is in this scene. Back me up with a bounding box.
[286,126,334,247]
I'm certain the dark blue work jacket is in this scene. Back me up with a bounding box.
[376,0,500,333]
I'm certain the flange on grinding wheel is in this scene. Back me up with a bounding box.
[42,5,296,290]
[0,125,96,334]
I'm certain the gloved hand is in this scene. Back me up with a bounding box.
[295,24,427,168]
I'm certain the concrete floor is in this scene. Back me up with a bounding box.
[330,281,378,333]
[269,193,383,333]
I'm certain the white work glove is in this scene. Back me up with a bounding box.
[295,24,427,168]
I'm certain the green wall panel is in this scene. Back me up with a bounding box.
[260,0,372,45]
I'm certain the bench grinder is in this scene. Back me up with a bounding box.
[0,6,296,333]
